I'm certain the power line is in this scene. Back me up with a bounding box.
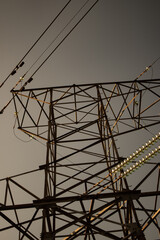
[0,0,99,114]
[135,56,160,80]
[0,0,72,89]
[20,0,100,91]
[23,0,91,79]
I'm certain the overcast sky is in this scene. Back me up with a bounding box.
[0,0,160,239]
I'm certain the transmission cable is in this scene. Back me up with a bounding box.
[20,0,100,91]
[0,0,72,89]
[135,56,160,81]
[0,0,99,114]
[23,0,91,79]
[0,0,72,114]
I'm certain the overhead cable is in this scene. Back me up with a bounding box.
[0,0,72,89]
[20,0,100,91]
[23,0,91,79]
[135,56,160,81]
[0,0,99,114]
[0,0,73,114]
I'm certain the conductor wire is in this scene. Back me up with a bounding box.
[135,56,160,80]
[23,0,90,78]
[0,0,72,89]
[21,0,100,90]
[0,0,73,114]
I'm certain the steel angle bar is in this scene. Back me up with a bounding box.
[0,212,37,240]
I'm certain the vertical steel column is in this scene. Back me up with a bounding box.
[96,85,146,240]
[41,89,57,240]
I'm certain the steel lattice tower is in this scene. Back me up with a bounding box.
[0,79,160,239]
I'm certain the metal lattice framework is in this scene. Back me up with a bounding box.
[0,79,160,239]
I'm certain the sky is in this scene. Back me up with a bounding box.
[0,0,160,239]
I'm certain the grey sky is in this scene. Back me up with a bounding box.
[0,0,160,239]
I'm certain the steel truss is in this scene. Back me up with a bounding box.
[0,79,160,239]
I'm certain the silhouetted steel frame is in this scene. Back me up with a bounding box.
[13,80,159,239]
[0,79,160,239]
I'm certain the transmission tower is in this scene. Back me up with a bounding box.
[0,79,160,239]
